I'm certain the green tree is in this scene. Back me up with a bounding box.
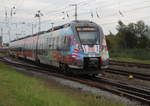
[106,20,150,50]
[116,20,150,49]
[135,21,149,48]
[106,32,118,50]
[116,21,138,48]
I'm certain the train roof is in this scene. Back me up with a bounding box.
[11,20,98,42]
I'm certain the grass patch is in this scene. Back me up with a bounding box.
[110,57,150,64]
[0,52,5,58]
[109,48,150,64]
[0,62,126,106]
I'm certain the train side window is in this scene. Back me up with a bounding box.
[46,38,48,49]
[42,38,44,55]
[42,38,44,54]
[50,38,52,49]
[64,36,66,44]
[61,37,65,49]
[56,37,59,50]
[58,37,61,50]
[55,37,57,50]
[26,42,27,52]
[64,36,66,50]
[39,39,41,55]
[56,37,58,50]
[53,37,56,50]
[51,38,53,50]
[43,37,47,55]
[41,38,43,55]
[51,38,54,50]
[49,38,51,49]
[63,36,69,50]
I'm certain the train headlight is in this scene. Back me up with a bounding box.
[78,46,83,51]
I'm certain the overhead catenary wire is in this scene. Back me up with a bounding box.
[101,15,150,26]
[31,3,150,28]
[8,0,150,22]
[76,3,150,19]
[1,0,150,42]
[7,0,149,21]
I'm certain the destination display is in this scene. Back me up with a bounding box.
[76,27,96,31]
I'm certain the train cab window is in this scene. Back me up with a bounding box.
[76,27,99,45]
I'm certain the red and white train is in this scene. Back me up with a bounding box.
[9,20,109,75]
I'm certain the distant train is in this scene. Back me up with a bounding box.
[9,20,109,75]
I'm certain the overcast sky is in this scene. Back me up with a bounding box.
[0,0,150,42]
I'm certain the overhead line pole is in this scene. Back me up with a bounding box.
[75,4,77,20]
[70,4,77,21]
[5,6,16,43]
[39,14,41,32]
[4,8,10,43]
[35,10,43,32]
[51,22,54,29]
[34,10,43,62]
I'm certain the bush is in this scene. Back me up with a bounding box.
[110,48,150,60]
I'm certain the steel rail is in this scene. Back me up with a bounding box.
[90,77,150,104]
[105,68,150,81]
[110,60,150,69]
[0,58,150,105]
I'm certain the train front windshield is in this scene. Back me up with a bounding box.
[76,27,99,45]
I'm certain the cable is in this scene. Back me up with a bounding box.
[76,3,150,20]
[101,15,150,26]
[3,0,150,40]
[8,0,130,20]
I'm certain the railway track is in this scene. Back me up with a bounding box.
[0,58,150,105]
[110,60,150,69]
[86,76,150,104]
[105,68,150,81]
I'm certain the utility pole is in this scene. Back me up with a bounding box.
[70,4,77,21]
[35,10,43,32]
